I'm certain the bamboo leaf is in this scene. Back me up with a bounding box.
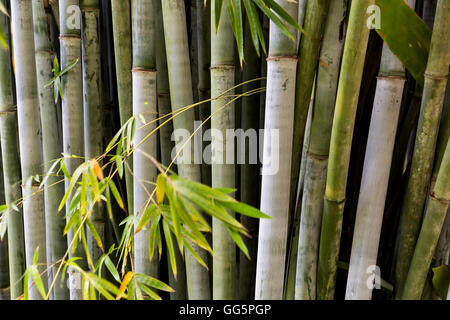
[162,220,177,279]
[135,273,174,292]
[136,204,156,233]
[375,0,431,86]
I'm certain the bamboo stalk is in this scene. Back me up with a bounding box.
[49,0,60,29]
[196,0,211,187]
[155,0,186,300]
[395,0,450,298]
[210,0,236,300]
[32,0,69,300]
[190,0,199,104]
[59,0,87,300]
[237,19,261,301]
[110,0,134,215]
[317,0,374,300]
[131,0,159,279]
[0,0,25,300]
[80,0,105,270]
[290,0,332,227]
[161,0,210,300]
[345,1,417,299]
[11,0,48,300]
[0,162,9,300]
[255,0,298,300]
[294,0,346,300]
[402,138,450,300]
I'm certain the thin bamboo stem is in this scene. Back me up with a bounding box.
[317,0,374,300]
[395,0,450,298]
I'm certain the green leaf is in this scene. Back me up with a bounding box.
[375,0,431,86]
[108,179,124,209]
[136,204,157,233]
[135,273,174,292]
[104,256,121,283]
[227,227,250,260]
[214,0,224,31]
[432,265,450,300]
[30,265,47,300]
[217,199,271,219]
[162,220,177,279]
[86,218,104,251]
[156,174,166,204]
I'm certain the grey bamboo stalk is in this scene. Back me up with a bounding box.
[289,0,331,217]
[317,0,374,300]
[395,0,450,299]
[59,0,86,300]
[131,0,158,279]
[255,0,298,300]
[402,138,450,300]
[0,1,25,300]
[32,0,69,300]
[210,0,236,300]
[80,0,104,268]
[161,0,210,300]
[190,0,199,104]
[196,0,211,187]
[110,0,133,214]
[345,1,416,301]
[294,0,346,300]
[238,20,260,301]
[11,0,48,300]
[0,165,8,300]
[155,0,186,300]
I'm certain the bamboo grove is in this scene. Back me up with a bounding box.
[0,0,448,301]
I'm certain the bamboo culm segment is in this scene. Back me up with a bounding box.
[318,0,374,300]
[161,0,210,300]
[395,0,450,298]
[11,0,48,300]
[131,0,158,278]
[294,0,345,300]
[255,0,298,300]
[290,0,331,226]
[0,1,25,300]
[211,0,236,300]
[402,138,450,299]
[59,0,87,300]
[155,0,186,300]
[110,0,134,215]
[32,0,69,300]
[398,0,450,299]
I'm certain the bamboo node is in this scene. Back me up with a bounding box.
[210,64,235,70]
[430,192,450,205]
[307,151,329,160]
[424,72,449,81]
[131,68,156,73]
[266,55,298,62]
[324,196,346,205]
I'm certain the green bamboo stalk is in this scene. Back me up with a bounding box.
[345,1,417,301]
[59,0,87,300]
[255,0,298,300]
[294,0,346,300]
[0,0,25,300]
[32,0,69,300]
[11,0,48,300]
[290,0,332,227]
[402,138,450,300]
[395,0,450,299]
[196,0,211,187]
[110,0,133,215]
[161,0,210,300]
[210,0,236,300]
[0,161,9,300]
[317,0,374,300]
[131,0,159,280]
[80,0,105,269]
[155,0,186,300]
[237,19,260,301]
